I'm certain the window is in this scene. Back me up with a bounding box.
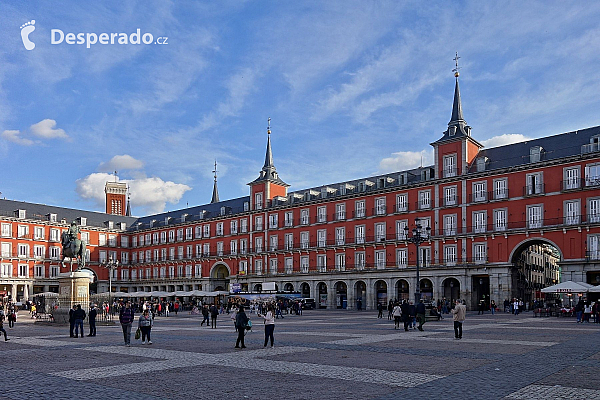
[230,240,238,255]
[108,235,117,247]
[300,232,309,249]
[120,235,127,248]
[160,267,166,278]
[317,229,326,247]
[335,227,345,246]
[132,236,138,247]
[527,205,543,229]
[1,243,10,257]
[269,259,278,274]
[473,243,486,264]
[476,157,487,172]
[375,223,386,242]
[51,246,62,260]
[255,237,263,253]
[473,211,487,233]
[355,225,365,244]
[332,253,343,271]
[18,244,29,258]
[203,225,210,238]
[285,233,294,250]
[396,194,408,212]
[284,258,293,274]
[153,232,159,244]
[34,226,44,240]
[300,209,309,225]
[419,190,430,209]
[18,264,29,278]
[195,226,202,239]
[186,227,193,240]
[186,245,192,259]
[526,172,544,195]
[418,247,431,268]
[444,186,457,206]
[317,207,327,223]
[50,265,59,277]
[284,212,293,227]
[216,242,223,257]
[396,248,407,268]
[589,198,600,223]
[530,146,543,163]
[355,252,365,270]
[240,219,248,233]
[216,223,223,236]
[269,214,278,228]
[444,214,456,236]
[34,245,45,259]
[317,255,326,272]
[1,223,12,237]
[1,263,12,277]
[17,225,29,238]
[255,192,263,210]
[564,167,580,190]
[131,269,137,280]
[160,231,167,243]
[255,216,263,231]
[588,234,600,260]
[270,235,278,251]
[195,264,202,277]
[444,245,457,266]
[494,178,508,199]
[230,221,238,235]
[355,200,365,218]
[375,198,386,215]
[240,240,247,255]
[565,200,580,225]
[473,182,487,202]
[146,249,151,261]
[396,220,408,240]
[336,203,346,220]
[203,243,210,257]
[161,248,167,261]
[586,164,600,187]
[494,209,507,231]
[121,269,129,280]
[145,233,151,244]
[300,256,309,273]
[443,154,457,177]
[375,250,386,269]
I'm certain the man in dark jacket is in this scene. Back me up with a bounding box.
[416,300,426,331]
[73,304,86,338]
[119,301,135,346]
[209,304,218,328]
[234,306,249,349]
[69,305,76,337]
[88,305,97,336]
[200,305,210,327]
[377,302,383,318]
[408,301,417,330]
[400,300,411,331]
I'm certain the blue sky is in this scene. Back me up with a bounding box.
[1,1,600,215]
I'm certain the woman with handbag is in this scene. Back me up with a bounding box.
[138,309,153,345]
[234,305,249,349]
[258,304,275,347]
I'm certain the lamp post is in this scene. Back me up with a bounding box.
[102,258,119,315]
[404,218,431,304]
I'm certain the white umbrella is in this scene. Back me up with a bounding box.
[541,281,593,293]
[23,284,29,301]
[588,285,600,293]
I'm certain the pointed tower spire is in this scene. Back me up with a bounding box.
[125,187,132,217]
[211,160,220,203]
[264,117,274,168]
[449,52,466,128]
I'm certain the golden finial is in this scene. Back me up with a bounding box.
[267,117,271,135]
[453,52,461,78]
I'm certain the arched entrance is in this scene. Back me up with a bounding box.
[283,283,294,292]
[253,283,262,292]
[510,239,562,306]
[396,279,409,301]
[419,278,433,301]
[375,280,387,307]
[354,281,366,310]
[442,278,460,303]
[317,282,328,309]
[79,268,97,295]
[211,263,230,292]
[300,282,310,298]
[335,281,347,309]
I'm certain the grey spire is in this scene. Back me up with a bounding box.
[449,52,466,127]
[248,118,289,187]
[211,160,220,203]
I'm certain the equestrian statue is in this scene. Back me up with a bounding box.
[61,221,87,271]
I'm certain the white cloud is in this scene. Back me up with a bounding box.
[481,134,531,149]
[98,155,144,172]
[379,150,433,173]
[76,172,191,215]
[30,119,68,139]
[1,130,34,146]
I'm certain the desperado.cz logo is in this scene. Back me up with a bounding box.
[20,20,168,50]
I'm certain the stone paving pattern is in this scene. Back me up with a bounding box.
[0,310,599,399]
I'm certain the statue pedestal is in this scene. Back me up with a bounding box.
[51,272,91,324]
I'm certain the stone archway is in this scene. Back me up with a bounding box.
[419,278,433,301]
[395,279,410,301]
[283,282,294,292]
[300,282,310,298]
[79,268,97,295]
[335,281,347,309]
[374,280,387,307]
[354,281,366,310]
[210,262,230,292]
[442,278,460,304]
[253,283,262,292]
[317,282,328,309]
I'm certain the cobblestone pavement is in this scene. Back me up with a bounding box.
[1,310,599,399]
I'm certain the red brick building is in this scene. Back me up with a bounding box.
[2,75,600,309]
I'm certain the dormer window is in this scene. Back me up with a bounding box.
[48,213,57,223]
[78,217,86,226]
[243,202,249,211]
[449,126,456,136]
[181,214,188,223]
[530,146,543,163]
[150,219,157,228]
[476,157,488,172]
[105,221,114,229]
[16,209,26,219]
[120,222,127,230]
[220,206,226,216]
[398,172,408,185]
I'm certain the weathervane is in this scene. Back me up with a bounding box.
[212,160,218,182]
[267,117,271,135]
[452,52,461,78]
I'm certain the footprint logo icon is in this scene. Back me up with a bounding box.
[20,20,36,50]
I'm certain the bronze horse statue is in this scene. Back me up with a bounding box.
[61,231,87,271]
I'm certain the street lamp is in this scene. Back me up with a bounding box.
[102,258,119,315]
[404,218,431,304]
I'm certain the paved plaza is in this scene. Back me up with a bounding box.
[1,310,600,399]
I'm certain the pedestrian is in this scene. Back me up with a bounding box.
[201,305,210,326]
[452,299,466,339]
[513,299,520,316]
[210,304,218,328]
[416,299,426,331]
[490,300,496,315]
[69,305,76,337]
[400,300,411,331]
[234,305,249,349]
[230,305,238,329]
[409,301,416,329]
[138,309,153,345]
[119,301,135,346]
[7,310,16,328]
[387,301,394,320]
[0,313,9,342]
[73,304,86,338]
[174,301,179,316]
[584,302,592,323]
[258,304,275,347]
[88,304,97,336]
[575,299,584,323]
[377,302,383,318]
[30,303,37,319]
[392,302,402,329]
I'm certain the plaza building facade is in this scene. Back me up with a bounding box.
[2,76,600,310]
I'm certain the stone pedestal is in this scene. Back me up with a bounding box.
[52,272,91,324]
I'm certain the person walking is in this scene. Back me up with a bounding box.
[69,305,76,337]
[234,305,249,349]
[88,304,97,336]
[416,300,426,331]
[513,299,520,316]
[392,302,402,329]
[408,301,417,329]
[174,301,180,316]
[0,313,9,341]
[258,304,275,347]
[377,302,383,319]
[210,304,218,328]
[452,300,466,339]
[490,300,496,315]
[201,305,210,327]
[119,301,135,346]
[138,309,153,344]
[73,304,86,338]
[400,300,411,331]
[387,301,394,320]
[7,310,16,328]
